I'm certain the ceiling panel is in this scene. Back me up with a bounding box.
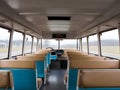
[3,0,119,38]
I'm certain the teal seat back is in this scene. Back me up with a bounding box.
[36,61,44,78]
[68,68,78,90]
[12,69,36,90]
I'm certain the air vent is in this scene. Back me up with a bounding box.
[48,16,71,20]
[52,34,66,38]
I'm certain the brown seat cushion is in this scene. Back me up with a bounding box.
[0,60,35,69]
[70,60,119,69]
[17,56,44,61]
[79,69,120,87]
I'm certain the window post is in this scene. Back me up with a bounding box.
[8,22,14,59]
[80,38,82,51]
[58,39,60,49]
[78,39,81,51]
[22,33,26,56]
[36,38,39,50]
[87,36,89,54]
[76,39,78,50]
[118,25,120,54]
[31,36,34,53]
[41,38,42,49]
[97,26,102,56]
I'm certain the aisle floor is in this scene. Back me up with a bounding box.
[41,69,66,90]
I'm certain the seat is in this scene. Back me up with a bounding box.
[0,70,13,90]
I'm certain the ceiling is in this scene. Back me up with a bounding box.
[0,0,120,38]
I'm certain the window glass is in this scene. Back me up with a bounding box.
[24,35,32,53]
[101,29,120,59]
[12,31,23,56]
[60,39,76,49]
[32,37,37,52]
[42,39,58,49]
[82,37,87,52]
[89,34,98,54]
[0,27,10,59]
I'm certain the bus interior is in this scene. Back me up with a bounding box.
[0,0,120,90]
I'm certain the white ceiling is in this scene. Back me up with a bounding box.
[2,0,120,38]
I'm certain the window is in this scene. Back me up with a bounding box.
[82,37,87,52]
[60,39,76,49]
[0,27,10,59]
[24,35,32,53]
[89,34,98,54]
[32,37,37,52]
[101,29,120,59]
[42,39,58,49]
[12,31,23,56]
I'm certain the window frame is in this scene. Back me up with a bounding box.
[24,34,33,54]
[82,37,88,53]
[88,34,99,55]
[100,29,120,59]
[0,26,11,59]
[11,30,24,57]
[32,36,37,52]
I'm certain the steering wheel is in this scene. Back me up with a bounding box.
[46,47,55,51]
[46,47,64,56]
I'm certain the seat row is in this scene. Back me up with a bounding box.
[0,60,39,90]
[0,49,53,90]
[64,50,120,90]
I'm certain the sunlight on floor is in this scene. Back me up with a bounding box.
[48,75,58,83]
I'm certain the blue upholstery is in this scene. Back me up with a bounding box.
[68,68,78,90]
[0,69,37,90]
[0,52,50,90]
[79,88,120,90]
[51,55,57,60]
[0,61,45,79]
[36,61,44,78]
[46,54,49,68]
[44,56,48,69]
[12,69,36,90]
[0,68,13,70]
[47,53,51,64]
[44,53,51,69]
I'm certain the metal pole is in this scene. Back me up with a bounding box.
[8,22,14,59]
[97,26,102,56]
[41,38,42,49]
[80,38,82,52]
[87,36,89,54]
[76,39,78,50]
[117,26,120,55]
[36,38,39,51]
[58,39,60,49]
[31,36,34,53]
[22,33,26,56]
[79,39,80,51]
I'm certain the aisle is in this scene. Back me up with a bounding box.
[41,69,66,90]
